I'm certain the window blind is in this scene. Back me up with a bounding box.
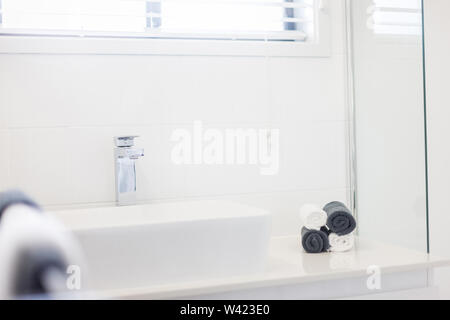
[0,0,316,41]
[368,0,422,36]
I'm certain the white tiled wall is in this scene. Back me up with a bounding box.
[0,1,349,236]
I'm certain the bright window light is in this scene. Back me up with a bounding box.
[1,0,146,32]
[0,0,315,41]
[162,2,284,33]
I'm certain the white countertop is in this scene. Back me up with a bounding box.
[99,236,450,300]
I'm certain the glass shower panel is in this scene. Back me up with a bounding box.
[350,0,428,251]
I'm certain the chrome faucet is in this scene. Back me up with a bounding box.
[114,136,144,206]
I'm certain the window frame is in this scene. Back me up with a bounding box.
[0,0,331,57]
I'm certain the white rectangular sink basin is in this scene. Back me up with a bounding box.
[49,200,272,291]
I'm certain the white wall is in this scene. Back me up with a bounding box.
[0,0,349,237]
[423,0,450,299]
[352,0,428,251]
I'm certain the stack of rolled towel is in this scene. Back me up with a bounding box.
[300,201,356,254]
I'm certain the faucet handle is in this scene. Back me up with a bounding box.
[114,135,139,148]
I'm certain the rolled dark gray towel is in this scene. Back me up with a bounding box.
[301,227,329,253]
[323,201,356,236]
[0,190,40,221]
[320,226,331,236]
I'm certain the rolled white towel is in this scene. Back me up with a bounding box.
[299,204,327,230]
[328,232,355,253]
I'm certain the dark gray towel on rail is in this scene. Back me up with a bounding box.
[301,227,329,253]
[323,201,356,236]
[0,190,40,221]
